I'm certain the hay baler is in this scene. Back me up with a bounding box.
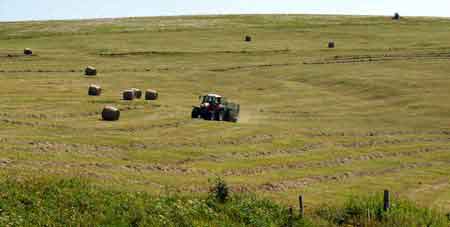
[191,94,240,122]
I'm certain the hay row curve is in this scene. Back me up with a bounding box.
[10,159,211,176]
[41,106,142,120]
[209,63,296,72]
[221,146,449,177]
[303,129,450,137]
[98,49,290,57]
[7,51,448,74]
[25,140,167,157]
[0,117,67,129]
[255,162,435,192]
[111,119,194,133]
[184,136,449,163]
[304,52,450,65]
[177,161,435,194]
[0,54,38,58]
[0,68,173,73]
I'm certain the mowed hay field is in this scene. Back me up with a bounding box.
[0,15,449,209]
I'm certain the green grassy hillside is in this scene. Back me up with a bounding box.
[0,178,448,226]
[0,15,449,210]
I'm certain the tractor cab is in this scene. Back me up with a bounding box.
[200,94,224,105]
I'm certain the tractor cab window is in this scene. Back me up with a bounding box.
[203,96,217,104]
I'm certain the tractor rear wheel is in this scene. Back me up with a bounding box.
[228,112,239,123]
[223,110,230,122]
[191,108,199,118]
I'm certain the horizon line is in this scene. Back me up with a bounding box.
[2,12,450,23]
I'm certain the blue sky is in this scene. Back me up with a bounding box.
[1,0,449,22]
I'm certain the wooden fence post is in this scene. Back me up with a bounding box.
[383,190,390,211]
[299,195,304,218]
[288,207,293,227]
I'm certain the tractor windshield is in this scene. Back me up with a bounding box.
[202,96,217,104]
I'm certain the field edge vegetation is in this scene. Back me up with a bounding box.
[0,177,448,227]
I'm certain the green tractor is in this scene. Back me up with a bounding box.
[191,94,240,122]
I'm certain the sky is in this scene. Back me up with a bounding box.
[1,0,449,22]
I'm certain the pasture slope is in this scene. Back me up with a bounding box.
[0,15,449,212]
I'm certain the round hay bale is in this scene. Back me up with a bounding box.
[85,66,97,76]
[245,35,252,42]
[123,89,135,100]
[88,84,102,96]
[24,48,33,55]
[145,89,158,100]
[132,88,142,99]
[392,13,400,20]
[102,106,120,121]
[328,41,335,49]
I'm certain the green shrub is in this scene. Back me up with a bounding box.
[208,177,230,203]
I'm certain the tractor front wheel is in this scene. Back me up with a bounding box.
[203,111,213,120]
